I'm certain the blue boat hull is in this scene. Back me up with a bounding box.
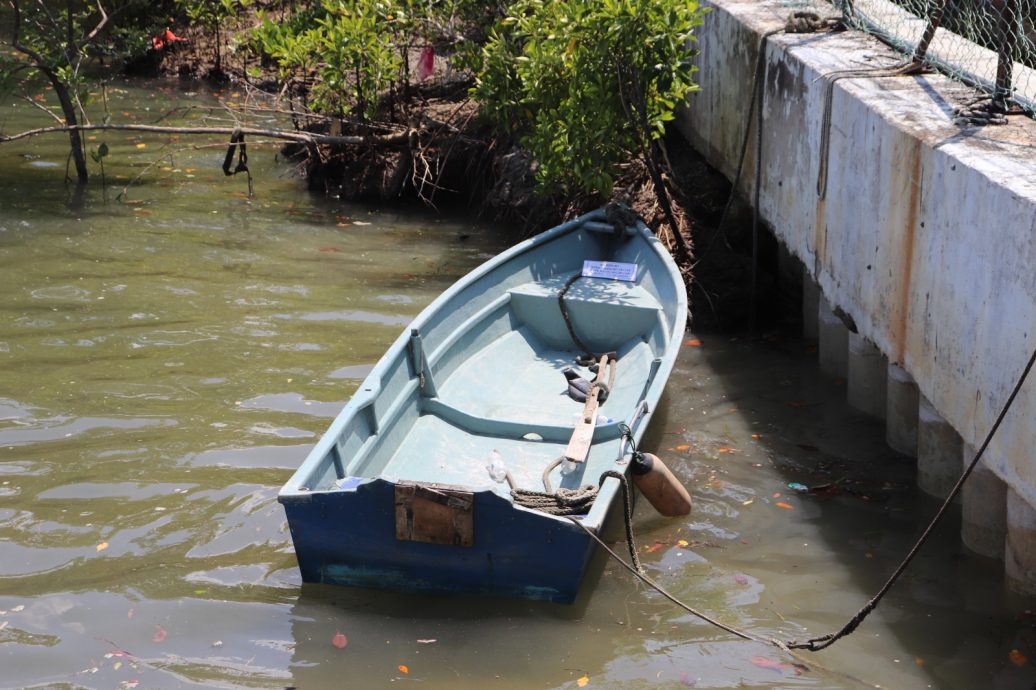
[283,479,603,602]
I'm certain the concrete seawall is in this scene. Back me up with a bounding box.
[678,0,1036,588]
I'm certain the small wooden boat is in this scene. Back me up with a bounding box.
[279,207,687,602]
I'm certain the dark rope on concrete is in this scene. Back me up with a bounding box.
[815,61,924,199]
[697,12,841,270]
[787,344,1036,651]
[695,25,784,271]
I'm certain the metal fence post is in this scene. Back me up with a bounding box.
[992,0,1019,109]
[913,0,949,64]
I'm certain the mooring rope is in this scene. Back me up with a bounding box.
[512,483,598,515]
[696,12,842,271]
[787,343,1036,650]
[575,346,1036,654]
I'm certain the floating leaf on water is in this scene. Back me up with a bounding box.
[398,664,409,674]
[775,502,794,510]
[96,542,109,552]
[673,444,690,452]
[332,631,348,649]
[152,625,167,643]
[577,674,589,687]
[677,539,689,547]
[135,143,146,149]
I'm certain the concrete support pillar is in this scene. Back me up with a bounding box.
[1006,489,1036,594]
[961,445,1007,559]
[886,364,919,457]
[847,333,887,419]
[916,395,963,499]
[802,267,819,341]
[818,296,848,379]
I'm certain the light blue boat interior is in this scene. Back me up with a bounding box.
[282,211,683,519]
[279,209,687,600]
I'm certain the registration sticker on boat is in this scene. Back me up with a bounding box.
[582,260,638,282]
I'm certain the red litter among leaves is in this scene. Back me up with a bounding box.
[332,631,348,649]
[152,29,187,50]
[417,47,435,80]
[750,656,806,676]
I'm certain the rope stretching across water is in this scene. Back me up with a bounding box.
[576,345,1036,654]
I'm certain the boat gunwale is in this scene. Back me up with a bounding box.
[278,208,686,510]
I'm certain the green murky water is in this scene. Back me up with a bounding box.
[1,81,1034,690]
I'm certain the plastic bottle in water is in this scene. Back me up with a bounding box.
[486,449,508,483]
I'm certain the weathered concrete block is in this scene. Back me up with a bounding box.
[677,0,1036,517]
[1006,488,1036,594]
[802,267,819,341]
[886,364,919,457]
[961,444,1007,560]
[818,296,848,379]
[847,333,887,419]
[917,395,963,499]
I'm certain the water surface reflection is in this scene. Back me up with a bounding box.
[1,81,1034,690]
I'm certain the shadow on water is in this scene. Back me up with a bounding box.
[685,330,1036,689]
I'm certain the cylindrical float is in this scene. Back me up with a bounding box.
[630,452,692,517]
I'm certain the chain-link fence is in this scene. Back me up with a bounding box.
[831,0,1036,116]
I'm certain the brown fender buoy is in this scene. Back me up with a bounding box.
[630,452,692,517]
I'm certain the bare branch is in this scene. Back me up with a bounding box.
[19,94,63,123]
[76,1,109,53]
[0,122,415,148]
